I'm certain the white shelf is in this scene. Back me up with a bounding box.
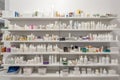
[1,29,119,32]
[0,73,60,78]
[1,40,59,43]
[59,17,117,20]
[1,52,119,55]
[2,64,59,67]
[3,17,117,20]
[2,64,118,67]
[3,17,60,20]
[1,40,119,43]
[0,73,119,78]
[59,40,119,43]
[66,74,120,78]
[1,52,60,55]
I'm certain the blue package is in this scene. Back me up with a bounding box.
[7,66,20,73]
[15,11,19,17]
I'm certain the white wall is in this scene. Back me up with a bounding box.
[0,0,5,10]
[5,0,120,16]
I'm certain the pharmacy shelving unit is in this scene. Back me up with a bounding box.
[1,17,120,79]
[0,18,4,68]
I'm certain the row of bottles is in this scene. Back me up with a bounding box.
[3,32,118,41]
[6,55,118,65]
[7,21,117,30]
[1,44,118,53]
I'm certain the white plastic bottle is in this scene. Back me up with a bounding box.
[60,57,62,64]
[41,55,43,64]
[84,56,88,64]
[73,22,77,29]
[36,56,40,64]
[68,33,71,38]
[103,69,107,74]
[43,44,46,52]
[34,56,37,64]
[24,24,28,30]
[54,55,57,64]
[79,56,84,64]
[54,44,59,52]
[69,20,73,28]
[99,57,102,63]
[78,47,81,52]
[100,68,103,74]
[106,56,110,64]
[116,36,118,41]
[47,44,52,52]
[102,57,106,64]
[37,45,40,52]
[51,55,54,64]
[94,56,98,63]
[49,55,52,64]
[95,69,99,75]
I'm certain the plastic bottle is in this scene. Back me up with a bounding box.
[84,56,88,64]
[79,56,84,64]
[103,69,107,74]
[60,57,62,64]
[49,55,52,64]
[41,55,43,64]
[106,56,110,64]
[100,68,103,74]
[54,55,57,63]
[51,55,54,64]
[102,57,106,64]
